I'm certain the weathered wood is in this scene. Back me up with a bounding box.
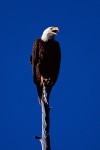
[41,101,51,150]
[35,83,51,150]
[41,83,51,150]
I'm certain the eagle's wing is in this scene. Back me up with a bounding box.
[55,41,61,75]
[51,41,61,86]
[30,39,39,67]
[30,55,32,64]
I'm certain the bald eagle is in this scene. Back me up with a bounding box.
[30,27,61,103]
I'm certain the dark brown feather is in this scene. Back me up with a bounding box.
[31,38,61,100]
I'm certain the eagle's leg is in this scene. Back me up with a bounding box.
[40,76,44,85]
[41,76,51,85]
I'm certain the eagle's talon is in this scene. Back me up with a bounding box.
[41,76,44,85]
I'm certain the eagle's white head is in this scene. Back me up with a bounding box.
[41,26,59,42]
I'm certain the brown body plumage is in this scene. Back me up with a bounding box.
[30,27,61,103]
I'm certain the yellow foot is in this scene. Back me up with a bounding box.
[40,76,44,85]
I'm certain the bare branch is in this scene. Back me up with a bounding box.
[40,83,51,150]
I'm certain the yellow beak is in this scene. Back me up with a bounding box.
[51,27,59,35]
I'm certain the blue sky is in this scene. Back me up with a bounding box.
[0,0,100,150]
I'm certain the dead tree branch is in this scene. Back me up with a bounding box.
[35,83,51,150]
